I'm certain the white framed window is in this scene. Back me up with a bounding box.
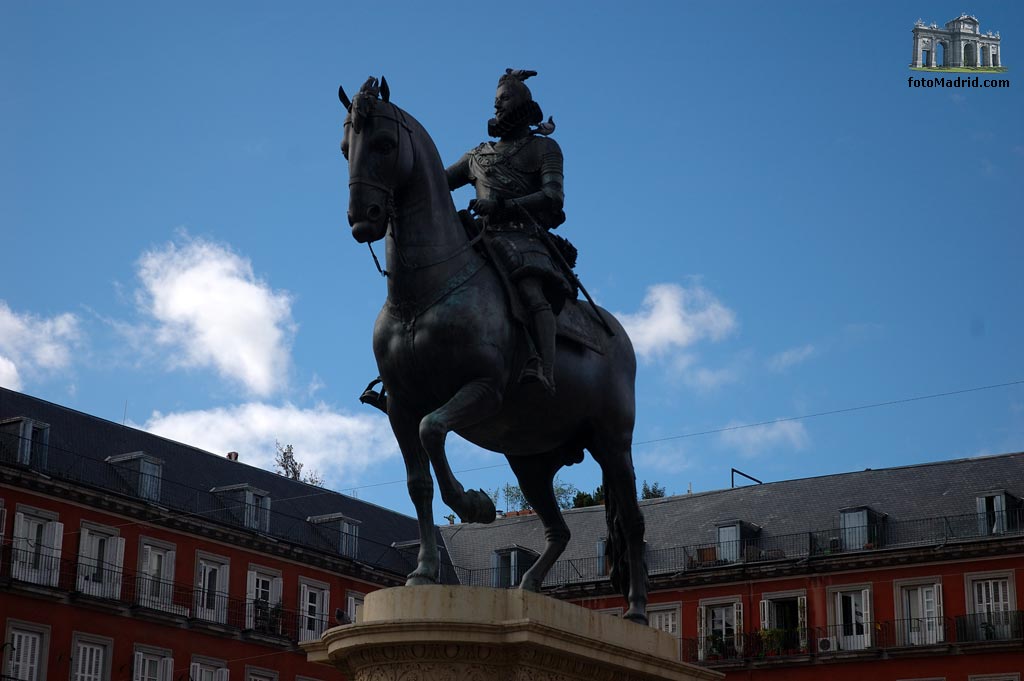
[346,591,365,623]
[246,566,283,633]
[105,452,163,502]
[964,571,1016,641]
[840,508,868,550]
[648,602,681,655]
[595,607,622,618]
[4,620,50,681]
[340,518,359,557]
[11,507,63,587]
[244,490,271,533]
[245,666,278,681]
[195,552,230,624]
[491,546,538,588]
[189,656,229,681]
[76,523,125,599]
[137,537,183,614]
[132,645,174,681]
[698,597,743,660]
[71,633,113,681]
[977,493,1009,535]
[0,418,49,468]
[211,484,270,532]
[759,590,808,653]
[968,675,1020,681]
[298,578,330,643]
[308,513,361,558]
[826,584,872,651]
[717,524,740,563]
[0,499,7,537]
[894,578,944,645]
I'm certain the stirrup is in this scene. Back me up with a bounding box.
[359,377,389,413]
[521,361,556,396]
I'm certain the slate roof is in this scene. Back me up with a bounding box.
[440,451,1024,572]
[0,387,437,576]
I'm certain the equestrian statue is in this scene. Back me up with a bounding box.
[340,71,650,623]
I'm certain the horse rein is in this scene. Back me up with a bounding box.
[350,103,482,276]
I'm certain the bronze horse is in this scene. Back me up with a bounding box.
[340,77,649,623]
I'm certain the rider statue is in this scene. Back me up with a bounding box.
[446,69,573,395]
[359,69,573,411]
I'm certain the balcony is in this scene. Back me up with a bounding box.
[0,543,331,645]
[669,613,1023,667]
[955,611,1024,643]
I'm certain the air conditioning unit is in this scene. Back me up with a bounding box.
[817,636,837,652]
[828,537,841,551]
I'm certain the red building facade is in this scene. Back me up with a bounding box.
[1,388,429,681]
[442,453,1024,681]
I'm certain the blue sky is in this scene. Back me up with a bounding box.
[2,1,1022,521]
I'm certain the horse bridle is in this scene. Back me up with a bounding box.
[348,102,481,275]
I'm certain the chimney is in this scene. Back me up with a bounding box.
[226,451,239,462]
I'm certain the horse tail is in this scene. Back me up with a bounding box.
[604,473,648,601]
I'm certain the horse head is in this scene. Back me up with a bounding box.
[340,76,415,244]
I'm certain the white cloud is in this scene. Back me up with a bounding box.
[134,236,295,397]
[685,366,740,391]
[767,344,816,372]
[0,301,82,388]
[635,445,694,475]
[718,420,809,457]
[139,402,398,481]
[0,355,22,390]
[617,283,737,362]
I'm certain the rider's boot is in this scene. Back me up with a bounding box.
[525,303,556,396]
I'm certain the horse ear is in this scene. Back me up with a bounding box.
[338,85,352,111]
[380,76,390,103]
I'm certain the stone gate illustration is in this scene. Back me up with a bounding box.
[911,14,1002,69]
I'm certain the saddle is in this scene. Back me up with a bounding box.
[458,210,605,357]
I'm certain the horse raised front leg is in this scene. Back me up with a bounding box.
[388,398,439,585]
[506,453,570,592]
[419,379,502,524]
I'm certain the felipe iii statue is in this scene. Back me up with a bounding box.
[359,69,576,412]
[446,69,573,395]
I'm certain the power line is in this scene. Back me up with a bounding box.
[633,378,1024,446]
[339,378,1024,493]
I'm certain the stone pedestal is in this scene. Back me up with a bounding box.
[303,586,722,681]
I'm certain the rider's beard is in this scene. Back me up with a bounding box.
[487,100,542,138]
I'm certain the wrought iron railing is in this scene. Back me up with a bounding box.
[954,611,1024,642]
[0,432,450,582]
[0,543,333,644]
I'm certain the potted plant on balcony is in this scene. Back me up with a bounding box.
[759,628,785,657]
[706,633,725,661]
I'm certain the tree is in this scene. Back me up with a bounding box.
[572,484,605,508]
[274,441,325,487]
[640,480,666,499]
[495,477,579,512]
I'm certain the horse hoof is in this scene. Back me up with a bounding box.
[624,610,649,626]
[406,573,436,587]
[460,489,496,524]
[520,578,542,593]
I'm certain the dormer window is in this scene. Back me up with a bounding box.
[491,545,538,588]
[0,418,49,468]
[840,506,885,550]
[211,484,271,532]
[976,491,1019,535]
[308,513,361,558]
[105,451,163,502]
[715,520,760,564]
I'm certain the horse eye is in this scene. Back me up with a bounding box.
[375,140,395,154]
